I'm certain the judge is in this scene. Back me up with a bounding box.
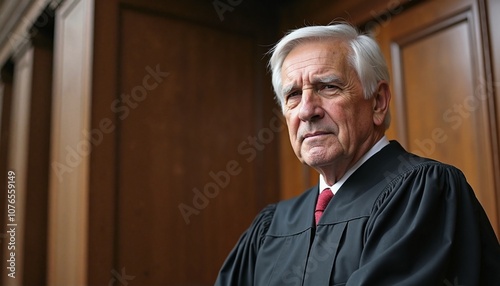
[215,23,500,285]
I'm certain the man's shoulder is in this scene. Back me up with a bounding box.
[377,140,465,183]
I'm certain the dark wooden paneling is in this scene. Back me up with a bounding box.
[89,0,281,284]
[117,8,256,283]
[88,0,120,283]
[279,0,428,38]
[0,60,14,286]
[87,0,121,285]
[378,0,499,235]
[22,16,54,285]
[397,14,493,194]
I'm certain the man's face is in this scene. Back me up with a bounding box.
[281,40,378,178]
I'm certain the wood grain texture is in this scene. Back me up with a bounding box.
[47,0,94,284]
[377,0,499,236]
[22,22,53,285]
[89,0,281,284]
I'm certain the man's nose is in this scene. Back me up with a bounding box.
[298,88,324,122]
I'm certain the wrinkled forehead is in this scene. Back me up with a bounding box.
[281,39,352,84]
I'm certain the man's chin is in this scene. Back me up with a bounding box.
[302,157,333,169]
[301,147,335,164]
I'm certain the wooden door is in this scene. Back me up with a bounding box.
[377,0,500,235]
[89,0,281,284]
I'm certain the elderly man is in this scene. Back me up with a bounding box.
[215,23,500,285]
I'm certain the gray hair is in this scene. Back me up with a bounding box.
[268,23,391,128]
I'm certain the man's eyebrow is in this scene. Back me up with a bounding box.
[281,82,297,95]
[311,75,342,84]
[281,75,342,95]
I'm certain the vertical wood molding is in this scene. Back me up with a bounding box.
[1,43,34,286]
[0,60,14,286]
[389,43,407,146]
[482,0,500,234]
[47,0,93,284]
[470,0,500,234]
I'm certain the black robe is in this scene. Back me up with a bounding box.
[215,141,500,285]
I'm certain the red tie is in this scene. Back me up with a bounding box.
[315,188,333,225]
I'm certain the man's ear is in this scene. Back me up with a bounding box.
[372,81,391,127]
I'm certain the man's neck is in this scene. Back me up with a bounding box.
[319,136,390,193]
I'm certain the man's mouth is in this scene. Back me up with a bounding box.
[303,131,331,140]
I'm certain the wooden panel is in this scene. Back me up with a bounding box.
[377,0,473,141]
[89,0,280,284]
[0,61,14,286]
[87,0,120,283]
[377,0,499,235]
[280,0,420,30]
[47,0,94,284]
[113,6,272,284]
[22,16,54,285]
[399,19,487,189]
[0,6,54,285]
[1,44,34,286]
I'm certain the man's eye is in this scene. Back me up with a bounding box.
[318,84,340,95]
[322,84,338,90]
[286,90,302,99]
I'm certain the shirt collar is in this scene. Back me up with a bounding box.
[319,136,390,195]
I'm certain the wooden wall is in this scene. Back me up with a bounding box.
[47,0,93,284]
[21,12,53,285]
[88,0,281,284]
[2,41,34,286]
[378,0,499,236]
[0,60,14,286]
